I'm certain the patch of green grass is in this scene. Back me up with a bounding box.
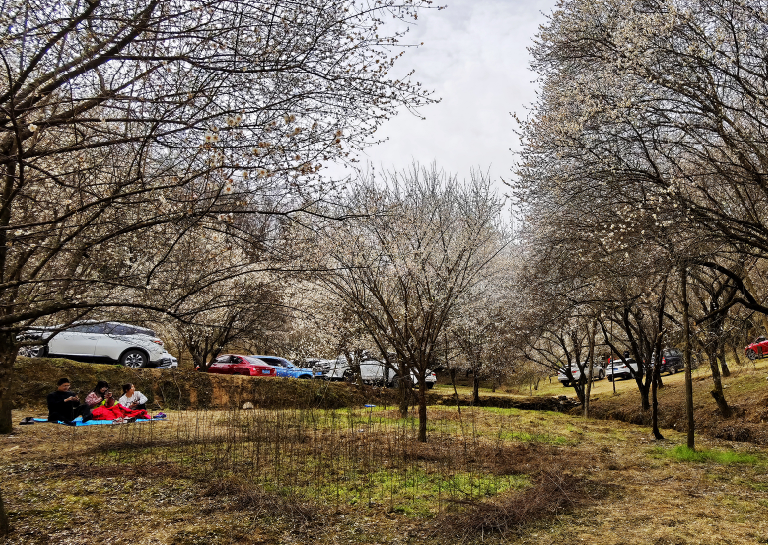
[293,467,529,517]
[497,430,572,445]
[649,445,761,465]
[481,407,523,416]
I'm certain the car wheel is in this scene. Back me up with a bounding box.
[427,382,435,389]
[746,349,757,361]
[342,369,354,382]
[607,376,613,382]
[121,349,148,369]
[391,376,401,389]
[19,345,46,358]
[562,381,569,387]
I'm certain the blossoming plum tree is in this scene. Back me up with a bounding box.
[315,166,508,442]
[0,0,440,438]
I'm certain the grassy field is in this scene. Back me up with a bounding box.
[2,401,768,544]
[436,356,768,400]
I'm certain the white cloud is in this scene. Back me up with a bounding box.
[330,0,556,186]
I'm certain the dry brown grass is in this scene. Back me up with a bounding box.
[2,406,768,545]
[433,472,599,541]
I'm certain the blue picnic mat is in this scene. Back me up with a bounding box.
[32,417,163,426]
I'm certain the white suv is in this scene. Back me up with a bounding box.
[18,321,177,369]
[557,361,605,386]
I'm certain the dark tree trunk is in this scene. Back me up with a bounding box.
[730,343,743,368]
[718,345,730,377]
[707,353,732,418]
[0,487,8,536]
[572,382,586,406]
[0,332,18,434]
[583,321,596,418]
[651,363,664,440]
[417,379,427,442]
[635,378,650,412]
[472,373,480,405]
[681,266,695,449]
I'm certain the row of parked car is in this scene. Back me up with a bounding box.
[206,353,437,388]
[17,320,436,387]
[205,354,320,378]
[308,357,437,388]
[557,348,685,387]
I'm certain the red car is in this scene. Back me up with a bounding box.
[206,354,276,377]
[745,337,768,360]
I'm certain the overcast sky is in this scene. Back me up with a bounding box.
[332,0,558,187]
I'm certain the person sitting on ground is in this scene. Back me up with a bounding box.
[47,378,93,424]
[118,383,147,410]
[85,381,110,408]
[91,390,152,422]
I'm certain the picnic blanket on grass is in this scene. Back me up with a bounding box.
[32,417,164,426]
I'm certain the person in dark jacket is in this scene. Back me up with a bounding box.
[47,378,93,424]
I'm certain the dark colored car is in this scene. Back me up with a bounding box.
[206,354,276,377]
[745,337,768,360]
[658,348,683,374]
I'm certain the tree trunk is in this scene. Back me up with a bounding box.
[417,379,427,442]
[681,266,695,450]
[472,373,480,405]
[0,487,8,536]
[450,367,461,417]
[572,382,586,406]
[651,361,664,440]
[718,345,730,377]
[636,380,650,412]
[398,361,409,418]
[0,332,18,434]
[583,321,597,418]
[730,343,743,368]
[708,353,732,418]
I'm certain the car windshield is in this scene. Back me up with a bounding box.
[244,356,268,366]
[254,356,287,367]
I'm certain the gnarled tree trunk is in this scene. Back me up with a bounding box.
[0,332,18,434]
[707,352,732,418]
[718,345,730,377]
[0,486,9,536]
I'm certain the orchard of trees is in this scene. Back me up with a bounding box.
[515,0,768,444]
[4,0,768,535]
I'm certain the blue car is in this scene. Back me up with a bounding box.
[249,355,320,379]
